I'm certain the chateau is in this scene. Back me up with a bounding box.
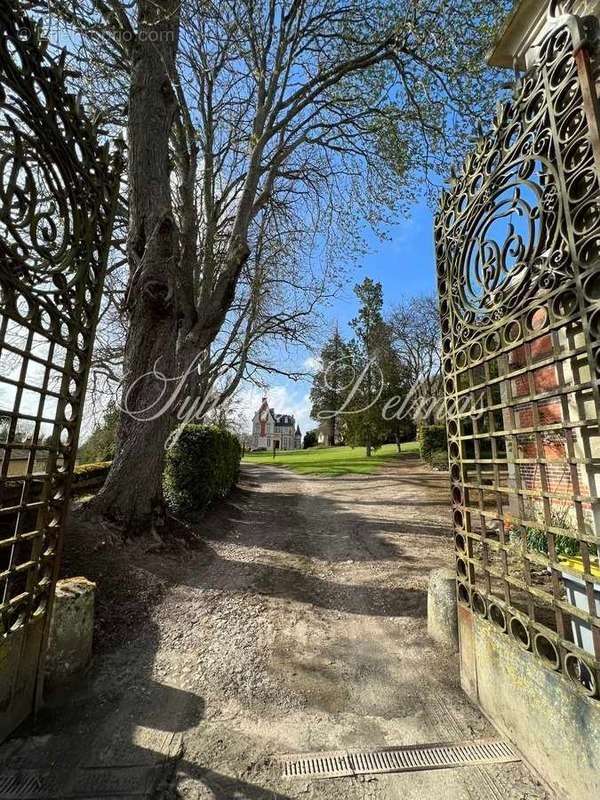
[251,397,301,451]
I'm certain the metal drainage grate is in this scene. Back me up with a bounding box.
[278,739,519,779]
[0,771,63,800]
[0,766,155,799]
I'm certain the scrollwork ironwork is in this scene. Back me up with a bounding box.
[0,2,121,739]
[0,7,118,343]
[437,10,600,698]
[437,52,579,332]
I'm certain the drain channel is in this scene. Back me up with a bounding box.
[278,739,519,779]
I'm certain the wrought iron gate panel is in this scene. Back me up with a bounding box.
[0,5,120,737]
[436,9,600,698]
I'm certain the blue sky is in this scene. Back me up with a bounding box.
[331,199,436,332]
[240,198,437,435]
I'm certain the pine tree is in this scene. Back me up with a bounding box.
[346,278,389,457]
[309,326,352,446]
[377,336,414,451]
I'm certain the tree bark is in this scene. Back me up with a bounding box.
[330,415,336,447]
[92,0,180,527]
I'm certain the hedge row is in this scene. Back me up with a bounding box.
[72,460,112,484]
[73,426,242,514]
[417,422,448,466]
[163,425,241,519]
[428,448,449,471]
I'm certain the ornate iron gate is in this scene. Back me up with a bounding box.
[0,5,120,737]
[437,7,600,699]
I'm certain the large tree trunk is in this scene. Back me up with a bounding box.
[92,0,180,527]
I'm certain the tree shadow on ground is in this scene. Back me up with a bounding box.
[2,456,449,797]
[2,511,206,797]
[175,762,295,800]
[8,615,204,796]
[174,549,427,618]
[195,463,451,570]
[139,463,444,618]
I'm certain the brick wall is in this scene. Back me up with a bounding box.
[505,338,575,499]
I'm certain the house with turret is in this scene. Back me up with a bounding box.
[251,397,301,450]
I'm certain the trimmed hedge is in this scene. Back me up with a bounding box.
[418,422,448,464]
[73,460,112,483]
[429,448,449,471]
[163,425,241,519]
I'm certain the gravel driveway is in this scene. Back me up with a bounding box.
[0,457,553,800]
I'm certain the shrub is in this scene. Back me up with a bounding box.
[511,525,582,559]
[303,429,318,449]
[418,422,448,463]
[72,460,112,484]
[509,506,598,559]
[429,448,449,471]
[163,425,241,519]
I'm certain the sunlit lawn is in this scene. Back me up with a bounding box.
[242,441,419,476]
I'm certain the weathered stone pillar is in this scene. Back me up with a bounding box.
[427,568,458,650]
[45,577,96,689]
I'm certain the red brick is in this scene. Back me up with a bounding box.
[533,365,559,393]
[530,333,553,362]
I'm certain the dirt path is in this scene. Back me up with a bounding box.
[0,458,552,800]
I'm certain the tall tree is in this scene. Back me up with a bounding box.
[346,278,388,456]
[388,294,442,423]
[309,327,352,446]
[42,0,509,525]
[92,0,181,525]
[377,336,414,451]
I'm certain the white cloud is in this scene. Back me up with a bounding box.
[302,355,321,373]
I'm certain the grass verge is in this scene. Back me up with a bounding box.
[242,441,418,476]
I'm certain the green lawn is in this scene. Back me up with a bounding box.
[242,441,419,476]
